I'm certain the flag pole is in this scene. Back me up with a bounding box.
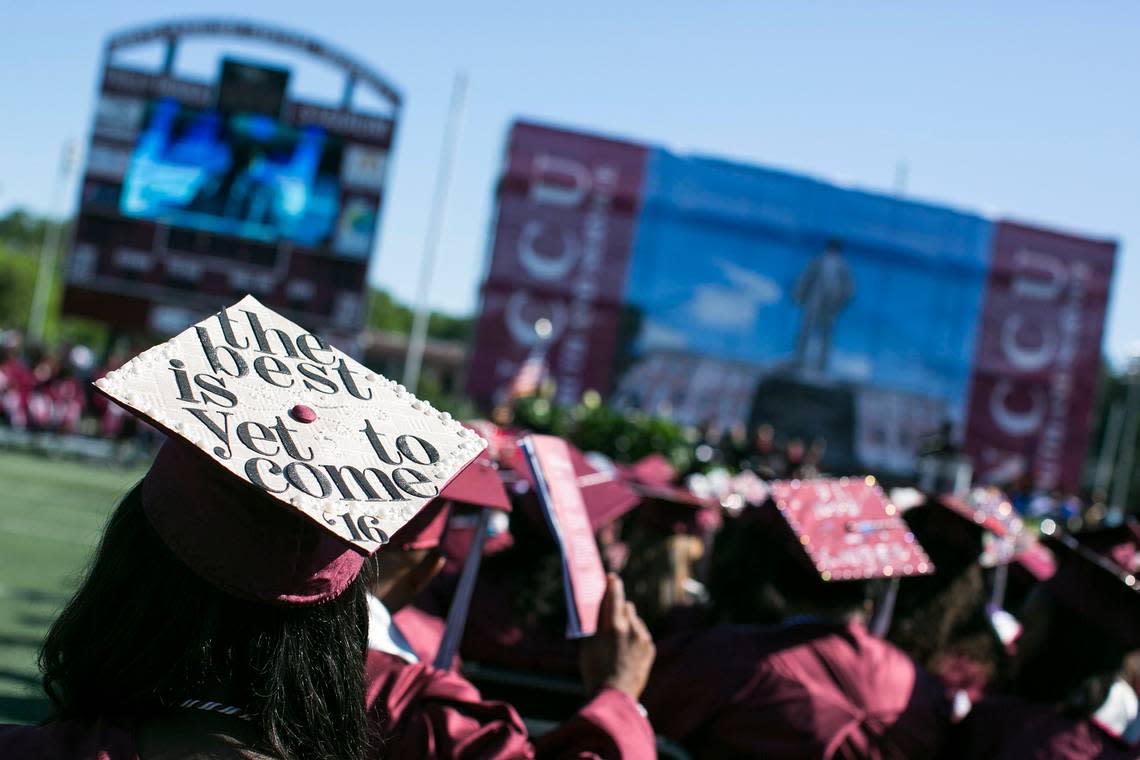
[28,140,78,343]
[403,72,468,394]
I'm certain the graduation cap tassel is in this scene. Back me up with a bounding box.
[433,507,491,670]
[869,577,900,638]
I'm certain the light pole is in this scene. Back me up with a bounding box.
[403,72,468,394]
[1109,347,1140,524]
[27,140,78,343]
[1093,402,1126,502]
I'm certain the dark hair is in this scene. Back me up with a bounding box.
[40,484,370,760]
[709,509,868,624]
[888,562,1010,693]
[482,507,567,635]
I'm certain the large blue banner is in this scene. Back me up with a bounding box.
[612,151,995,472]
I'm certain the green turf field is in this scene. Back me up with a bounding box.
[0,450,146,724]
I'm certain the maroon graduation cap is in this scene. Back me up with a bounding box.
[439,454,512,513]
[1042,520,1140,649]
[462,419,521,466]
[622,453,679,488]
[631,481,722,536]
[902,488,1033,572]
[509,438,640,530]
[1074,520,1140,575]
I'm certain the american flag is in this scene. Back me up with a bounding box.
[506,351,548,401]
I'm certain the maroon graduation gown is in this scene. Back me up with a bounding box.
[642,620,950,759]
[394,604,449,663]
[427,564,581,678]
[364,650,655,759]
[951,696,1139,760]
[0,719,138,760]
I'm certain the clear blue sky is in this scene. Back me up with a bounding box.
[3,1,1137,364]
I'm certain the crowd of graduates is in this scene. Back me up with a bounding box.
[389,417,1140,759]
[0,307,1137,759]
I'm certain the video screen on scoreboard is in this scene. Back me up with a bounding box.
[118,97,377,258]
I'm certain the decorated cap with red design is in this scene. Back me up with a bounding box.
[768,477,934,582]
[937,488,1020,538]
[95,295,485,605]
[903,487,1031,572]
[463,419,521,466]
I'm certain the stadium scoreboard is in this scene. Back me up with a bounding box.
[64,20,402,339]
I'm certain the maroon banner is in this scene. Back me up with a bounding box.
[467,285,625,405]
[466,121,649,406]
[964,221,1117,492]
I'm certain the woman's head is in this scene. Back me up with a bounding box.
[40,484,370,760]
[621,531,705,631]
[887,562,1010,692]
[709,509,869,624]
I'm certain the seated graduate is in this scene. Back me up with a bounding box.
[619,460,722,636]
[644,478,951,759]
[361,498,658,760]
[951,520,1140,759]
[436,443,644,679]
[889,490,1026,713]
[0,297,484,760]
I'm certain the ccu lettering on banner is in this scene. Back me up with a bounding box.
[984,248,1087,490]
[504,153,619,402]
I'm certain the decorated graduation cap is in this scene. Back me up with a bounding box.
[1041,520,1140,649]
[767,478,934,582]
[901,488,1025,573]
[936,489,1020,540]
[95,296,485,605]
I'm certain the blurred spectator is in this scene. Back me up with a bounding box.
[784,437,806,478]
[745,422,782,478]
[0,331,33,429]
[0,328,154,443]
